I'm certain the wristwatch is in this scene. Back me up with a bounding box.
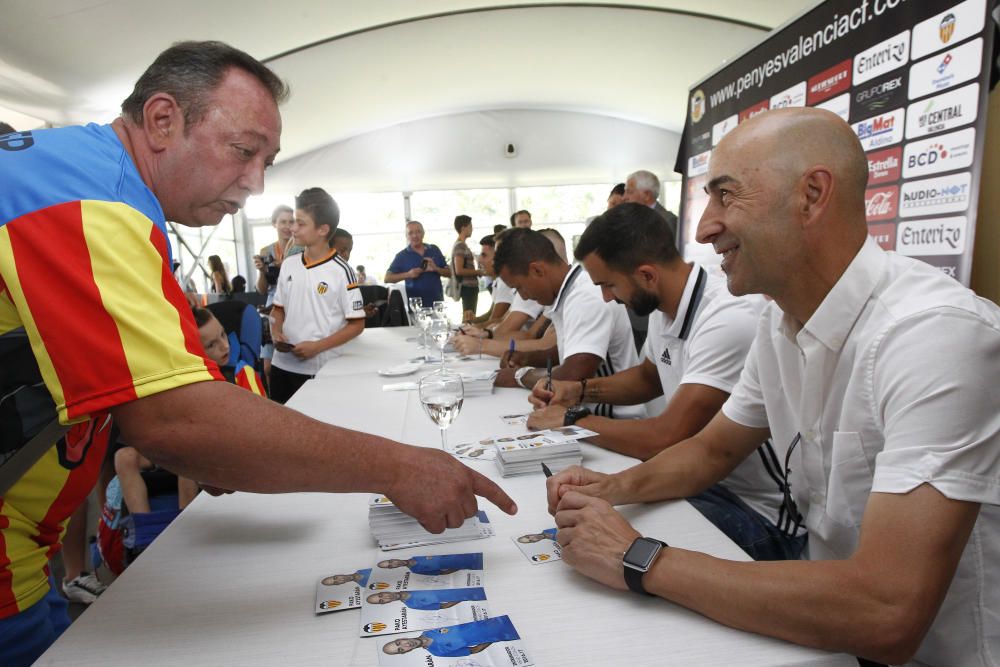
[563,404,592,426]
[622,536,667,595]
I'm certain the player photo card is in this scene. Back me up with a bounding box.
[512,528,562,564]
[315,568,371,614]
[368,552,486,591]
[453,441,498,461]
[361,587,490,637]
[376,615,533,666]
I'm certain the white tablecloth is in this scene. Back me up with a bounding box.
[39,326,854,666]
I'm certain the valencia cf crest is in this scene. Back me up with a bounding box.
[939,13,955,44]
[319,600,341,610]
[368,582,390,590]
[317,281,329,295]
[363,622,387,633]
[531,554,551,562]
[691,90,706,124]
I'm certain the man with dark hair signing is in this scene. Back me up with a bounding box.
[530,203,801,560]
[492,228,643,419]
[0,41,514,665]
[547,107,1000,666]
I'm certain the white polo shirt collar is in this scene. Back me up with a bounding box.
[664,263,708,341]
[551,263,584,313]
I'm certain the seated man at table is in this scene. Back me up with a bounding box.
[491,229,644,419]
[529,204,799,560]
[547,107,1000,665]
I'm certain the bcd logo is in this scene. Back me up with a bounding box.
[908,144,946,168]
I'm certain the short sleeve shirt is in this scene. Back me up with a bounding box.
[387,244,447,305]
[451,240,478,287]
[273,249,365,376]
[723,237,1000,665]
[491,276,515,305]
[548,264,644,419]
[642,265,787,529]
[0,124,223,618]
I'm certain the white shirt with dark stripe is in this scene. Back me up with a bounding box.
[642,264,790,533]
[548,264,644,419]
[272,250,366,376]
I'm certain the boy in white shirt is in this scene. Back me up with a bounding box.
[269,187,366,403]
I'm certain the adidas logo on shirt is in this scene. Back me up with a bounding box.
[660,348,672,366]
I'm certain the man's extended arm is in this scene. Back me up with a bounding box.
[111,381,517,533]
[531,378,728,461]
[555,483,978,665]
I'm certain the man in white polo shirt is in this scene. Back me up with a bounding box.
[270,187,366,403]
[492,228,643,420]
[546,107,1000,665]
[528,203,801,560]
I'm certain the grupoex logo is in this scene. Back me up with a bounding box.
[691,90,706,123]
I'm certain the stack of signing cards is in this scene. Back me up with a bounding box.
[491,425,596,477]
[368,495,493,551]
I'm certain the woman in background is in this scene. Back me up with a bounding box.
[208,254,231,295]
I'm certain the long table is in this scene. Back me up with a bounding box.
[39,328,853,666]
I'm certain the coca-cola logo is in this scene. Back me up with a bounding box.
[864,185,899,221]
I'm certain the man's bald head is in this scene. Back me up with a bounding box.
[717,107,868,218]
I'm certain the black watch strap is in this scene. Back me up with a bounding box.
[623,538,666,595]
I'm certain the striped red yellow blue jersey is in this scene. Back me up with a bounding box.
[233,361,266,396]
[0,124,224,618]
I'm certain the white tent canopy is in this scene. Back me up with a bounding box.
[2,1,815,189]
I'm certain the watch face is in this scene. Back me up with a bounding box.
[624,538,662,569]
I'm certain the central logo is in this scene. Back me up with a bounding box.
[660,348,672,366]
[316,281,329,295]
[368,582,390,590]
[363,622,387,633]
[319,600,342,610]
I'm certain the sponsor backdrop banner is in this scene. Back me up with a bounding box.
[680,0,995,285]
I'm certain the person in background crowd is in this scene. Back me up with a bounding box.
[451,214,483,323]
[254,204,296,381]
[607,182,625,209]
[623,169,677,238]
[510,209,532,229]
[207,254,231,295]
[0,41,515,666]
[547,107,1000,666]
[333,227,353,262]
[384,220,451,305]
[269,188,365,403]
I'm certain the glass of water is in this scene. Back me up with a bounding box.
[415,307,434,360]
[419,370,464,451]
[407,297,423,328]
[428,314,452,367]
